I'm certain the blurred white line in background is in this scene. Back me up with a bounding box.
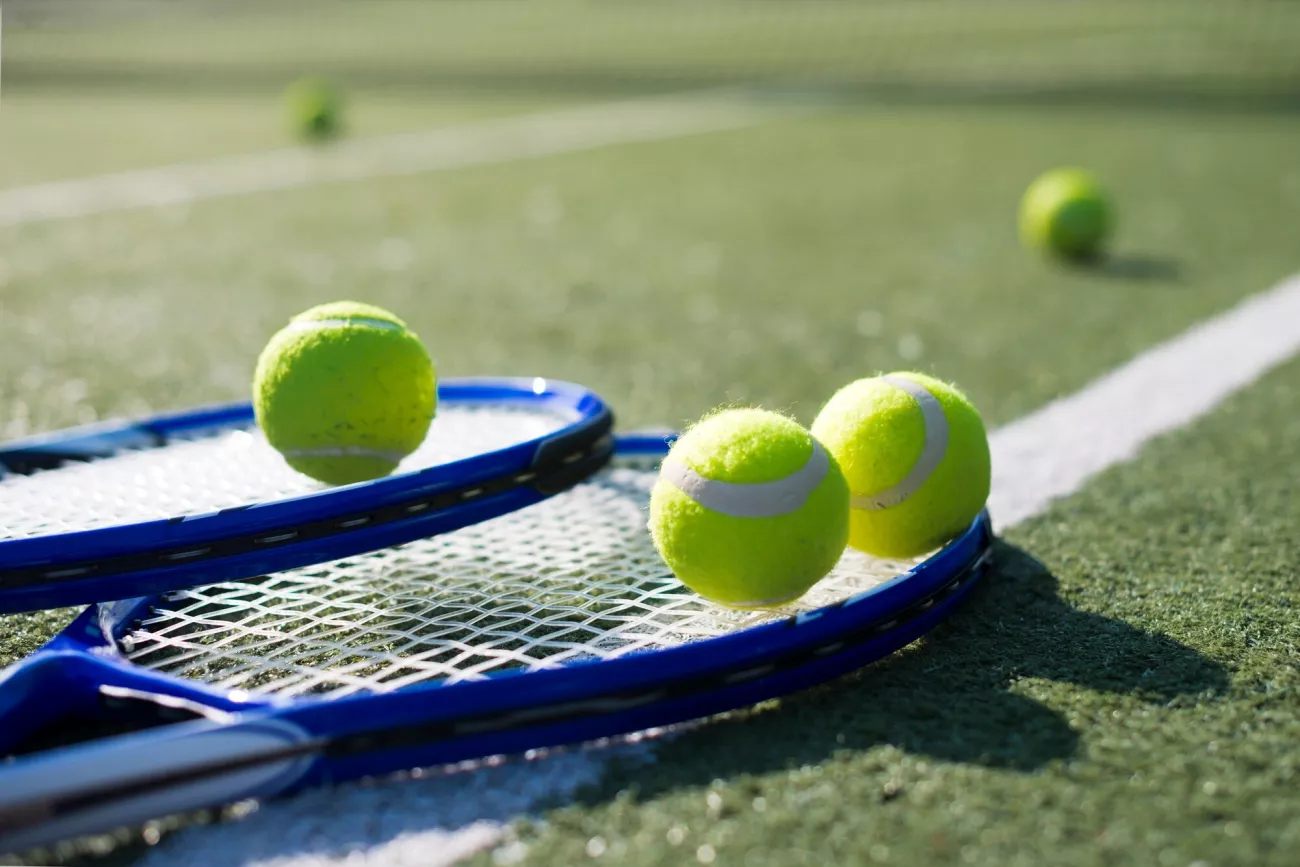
[0,89,806,227]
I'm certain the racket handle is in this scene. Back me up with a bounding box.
[0,714,318,852]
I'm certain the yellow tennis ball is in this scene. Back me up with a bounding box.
[284,77,343,142]
[254,301,436,485]
[1019,167,1113,260]
[648,408,849,608]
[811,373,989,559]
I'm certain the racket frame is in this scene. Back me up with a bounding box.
[0,378,614,613]
[0,434,992,850]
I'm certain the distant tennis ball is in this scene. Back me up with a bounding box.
[284,77,343,142]
[811,372,989,559]
[1019,167,1113,260]
[254,301,437,486]
[649,408,850,608]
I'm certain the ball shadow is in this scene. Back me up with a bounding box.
[1069,253,1183,282]
[580,539,1229,803]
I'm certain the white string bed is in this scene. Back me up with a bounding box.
[121,457,918,698]
[0,407,569,542]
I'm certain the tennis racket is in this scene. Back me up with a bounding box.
[0,433,992,852]
[0,377,614,614]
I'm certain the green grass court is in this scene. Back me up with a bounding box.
[2,2,1299,865]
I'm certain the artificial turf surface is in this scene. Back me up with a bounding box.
[1,1,1299,864]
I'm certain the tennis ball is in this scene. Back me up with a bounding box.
[649,408,850,608]
[811,373,989,559]
[284,77,343,142]
[254,301,436,485]
[1019,167,1113,260]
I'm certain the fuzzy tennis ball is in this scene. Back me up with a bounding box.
[1019,167,1113,260]
[254,301,436,486]
[284,77,343,142]
[811,373,989,559]
[649,408,850,608]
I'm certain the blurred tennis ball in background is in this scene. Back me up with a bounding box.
[1019,167,1113,260]
[284,77,344,142]
[812,372,989,559]
[649,408,849,608]
[254,301,436,485]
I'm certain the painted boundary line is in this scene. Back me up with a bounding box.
[0,89,804,227]
[988,274,1300,529]
[135,273,1300,867]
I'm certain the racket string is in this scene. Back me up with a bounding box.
[120,461,918,699]
[0,406,569,541]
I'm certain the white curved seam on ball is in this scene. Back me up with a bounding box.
[284,317,406,333]
[281,446,407,462]
[661,439,829,518]
[850,375,949,511]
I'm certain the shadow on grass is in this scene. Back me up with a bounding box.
[1095,255,1184,282]
[1058,253,1184,282]
[585,540,1229,801]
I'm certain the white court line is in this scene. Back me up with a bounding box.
[988,274,1300,529]
[134,272,1300,867]
[0,89,802,227]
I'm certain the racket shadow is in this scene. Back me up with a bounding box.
[583,540,1230,791]
[2,540,1228,864]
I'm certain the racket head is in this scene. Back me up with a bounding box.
[0,435,992,850]
[0,377,614,613]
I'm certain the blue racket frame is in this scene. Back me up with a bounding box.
[0,378,614,614]
[0,433,992,850]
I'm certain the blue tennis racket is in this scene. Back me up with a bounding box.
[0,434,992,852]
[0,377,614,613]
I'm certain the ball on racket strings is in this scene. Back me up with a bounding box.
[254,301,436,486]
[1019,167,1113,260]
[811,372,989,559]
[284,77,343,142]
[649,408,849,608]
